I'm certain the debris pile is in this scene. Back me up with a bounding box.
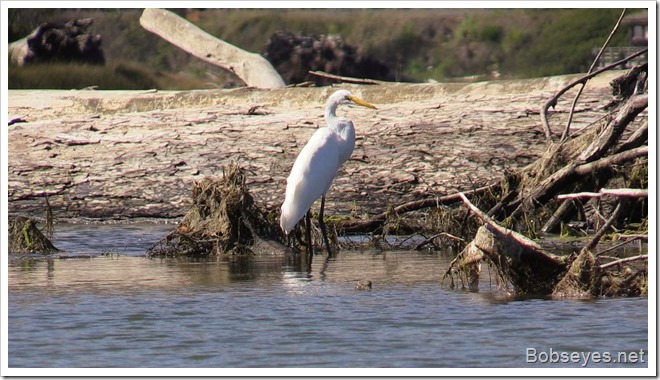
[9,18,104,66]
[147,164,285,257]
[262,31,398,85]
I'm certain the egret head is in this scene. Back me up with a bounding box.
[327,90,377,110]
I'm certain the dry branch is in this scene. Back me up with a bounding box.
[455,193,567,295]
[557,188,648,201]
[514,94,647,216]
[615,234,648,242]
[458,193,547,254]
[140,8,284,89]
[578,94,648,161]
[599,254,648,270]
[574,146,647,176]
[560,9,627,142]
[337,184,496,233]
[585,202,623,252]
[308,71,380,85]
[617,123,648,153]
[540,48,647,142]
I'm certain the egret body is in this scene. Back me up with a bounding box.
[280,90,376,255]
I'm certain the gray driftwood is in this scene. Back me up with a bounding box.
[140,8,285,89]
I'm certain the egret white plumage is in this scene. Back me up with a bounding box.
[280,89,377,255]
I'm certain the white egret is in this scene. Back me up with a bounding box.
[280,89,377,255]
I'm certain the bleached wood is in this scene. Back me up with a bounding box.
[140,8,284,89]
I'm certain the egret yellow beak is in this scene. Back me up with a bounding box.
[348,95,377,110]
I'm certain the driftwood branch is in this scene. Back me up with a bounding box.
[615,234,648,242]
[540,48,647,142]
[597,236,646,257]
[514,96,647,217]
[574,145,647,175]
[585,202,623,252]
[414,232,465,251]
[456,193,567,295]
[560,9,627,142]
[578,94,648,161]
[140,8,284,89]
[599,254,648,270]
[337,184,496,233]
[308,71,380,85]
[556,188,648,201]
[617,123,648,153]
[458,193,547,254]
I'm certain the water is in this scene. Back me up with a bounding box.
[8,224,649,369]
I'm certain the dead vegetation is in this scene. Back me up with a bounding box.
[146,163,286,257]
[9,211,59,255]
[438,60,648,298]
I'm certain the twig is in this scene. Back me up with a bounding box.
[585,202,623,252]
[596,236,644,257]
[338,184,497,233]
[599,254,648,270]
[557,188,648,201]
[308,70,380,85]
[560,9,627,142]
[414,232,465,251]
[540,48,647,143]
[615,234,648,242]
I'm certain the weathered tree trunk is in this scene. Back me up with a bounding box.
[140,8,284,89]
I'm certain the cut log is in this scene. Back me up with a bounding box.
[139,8,284,89]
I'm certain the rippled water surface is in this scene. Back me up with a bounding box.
[8,224,649,369]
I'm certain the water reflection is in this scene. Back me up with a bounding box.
[7,224,649,369]
[8,250,454,296]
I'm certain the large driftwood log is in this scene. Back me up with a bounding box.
[450,193,568,295]
[140,8,284,89]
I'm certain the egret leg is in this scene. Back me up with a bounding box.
[319,195,333,256]
[304,209,313,260]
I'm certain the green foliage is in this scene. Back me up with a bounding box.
[514,9,630,77]
[7,8,640,89]
[8,61,211,90]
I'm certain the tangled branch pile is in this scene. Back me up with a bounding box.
[146,164,285,257]
[441,63,648,298]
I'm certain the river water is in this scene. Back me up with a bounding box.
[7,224,649,371]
